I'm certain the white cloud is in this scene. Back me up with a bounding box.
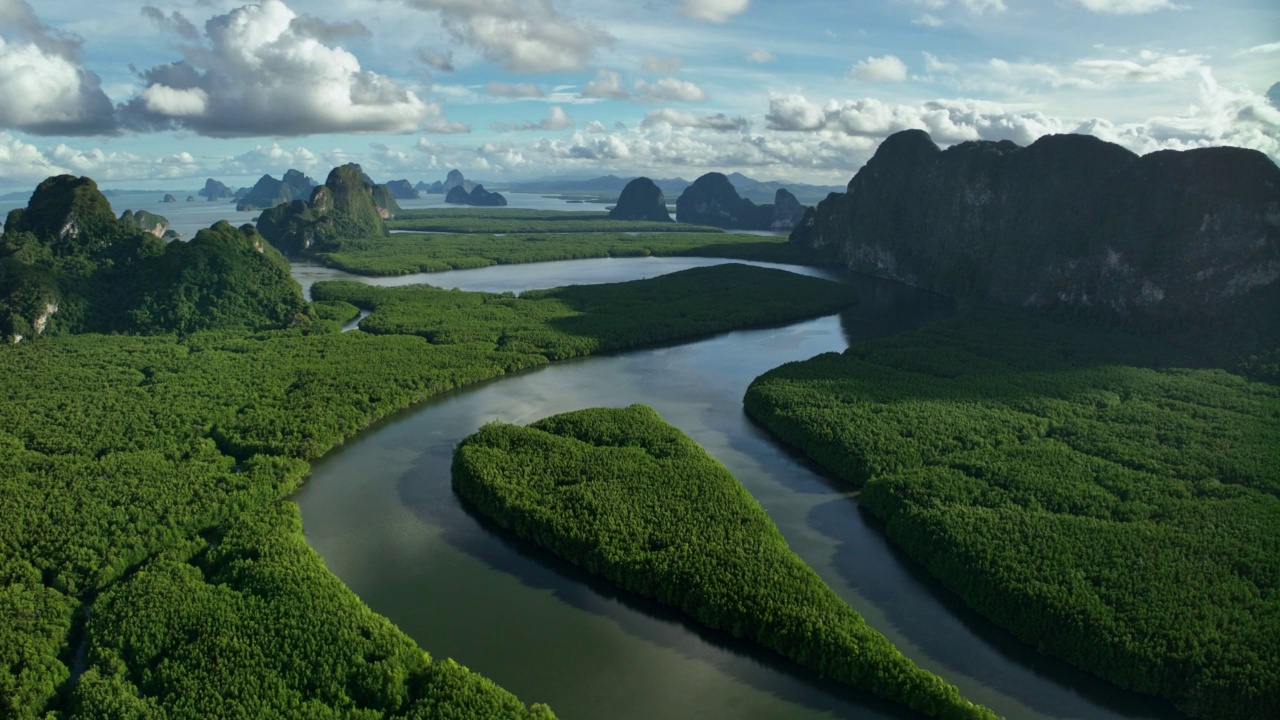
[764,94,828,131]
[850,55,909,83]
[923,52,958,74]
[1238,42,1280,56]
[680,0,751,23]
[404,0,612,73]
[1074,53,1204,83]
[119,0,435,137]
[493,105,575,131]
[913,14,944,27]
[745,49,775,64]
[1267,82,1280,110]
[1073,0,1179,13]
[487,82,545,98]
[634,77,708,102]
[642,108,748,132]
[0,1,115,135]
[422,101,471,134]
[581,69,629,99]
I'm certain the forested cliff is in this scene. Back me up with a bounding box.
[791,130,1280,339]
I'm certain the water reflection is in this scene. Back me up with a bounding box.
[293,258,1184,720]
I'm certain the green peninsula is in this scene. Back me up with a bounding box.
[452,405,998,720]
[744,307,1280,720]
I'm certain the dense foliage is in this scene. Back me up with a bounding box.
[744,306,1280,720]
[310,231,826,275]
[1,176,310,340]
[71,503,555,719]
[452,405,997,720]
[257,164,393,255]
[1,263,856,717]
[312,264,860,360]
[387,208,721,234]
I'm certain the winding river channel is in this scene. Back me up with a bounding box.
[290,257,1184,720]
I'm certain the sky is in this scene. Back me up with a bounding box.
[0,0,1276,191]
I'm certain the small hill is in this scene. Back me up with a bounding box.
[198,178,234,201]
[235,169,317,211]
[676,173,808,230]
[384,179,420,199]
[608,177,672,222]
[257,164,400,254]
[1,175,309,341]
[445,184,508,207]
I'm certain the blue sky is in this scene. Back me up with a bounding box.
[0,0,1275,191]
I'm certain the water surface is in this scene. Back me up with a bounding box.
[293,259,1184,720]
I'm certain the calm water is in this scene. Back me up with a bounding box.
[291,259,1185,720]
[0,191,590,241]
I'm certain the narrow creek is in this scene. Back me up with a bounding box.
[291,257,1183,720]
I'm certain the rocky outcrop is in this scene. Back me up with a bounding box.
[445,184,508,207]
[608,177,672,222]
[4,175,121,254]
[162,194,177,203]
[770,188,805,230]
[119,209,179,241]
[199,178,234,201]
[384,179,420,199]
[235,169,317,211]
[256,164,397,254]
[417,180,445,194]
[676,173,809,230]
[791,129,1280,330]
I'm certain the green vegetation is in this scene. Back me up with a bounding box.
[312,264,859,359]
[387,208,721,234]
[452,405,998,720]
[257,164,397,255]
[310,232,824,275]
[71,503,554,719]
[1,176,310,340]
[744,306,1280,720]
[1,262,856,717]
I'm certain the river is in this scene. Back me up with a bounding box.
[290,258,1184,720]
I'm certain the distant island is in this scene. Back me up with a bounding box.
[236,169,318,211]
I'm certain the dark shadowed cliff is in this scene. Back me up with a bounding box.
[791,130,1280,341]
[677,173,808,230]
[608,177,672,222]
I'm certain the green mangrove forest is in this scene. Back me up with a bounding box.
[743,306,1280,720]
[0,207,861,717]
[451,404,997,720]
[309,230,821,276]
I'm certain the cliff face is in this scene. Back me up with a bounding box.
[792,130,1280,330]
[609,178,672,222]
[676,173,809,230]
[199,178,234,201]
[384,179,420,199]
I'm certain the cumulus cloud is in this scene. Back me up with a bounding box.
[634,77,707,102]
[0,0,116,135]
[140,6,199,40]
[642,108,748,132]
[913,14,944,27]
[487,82,545,98]
[850,55,909,83]
[404,0,612,73]
[680,0,751,23]
[923,52,958,74]
[581,69,629,99]
[1267,82,1280,110]
[493,105,574,131]
[1073,0,1179,13]
[745,49,775,64]
[118,0,438,137]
